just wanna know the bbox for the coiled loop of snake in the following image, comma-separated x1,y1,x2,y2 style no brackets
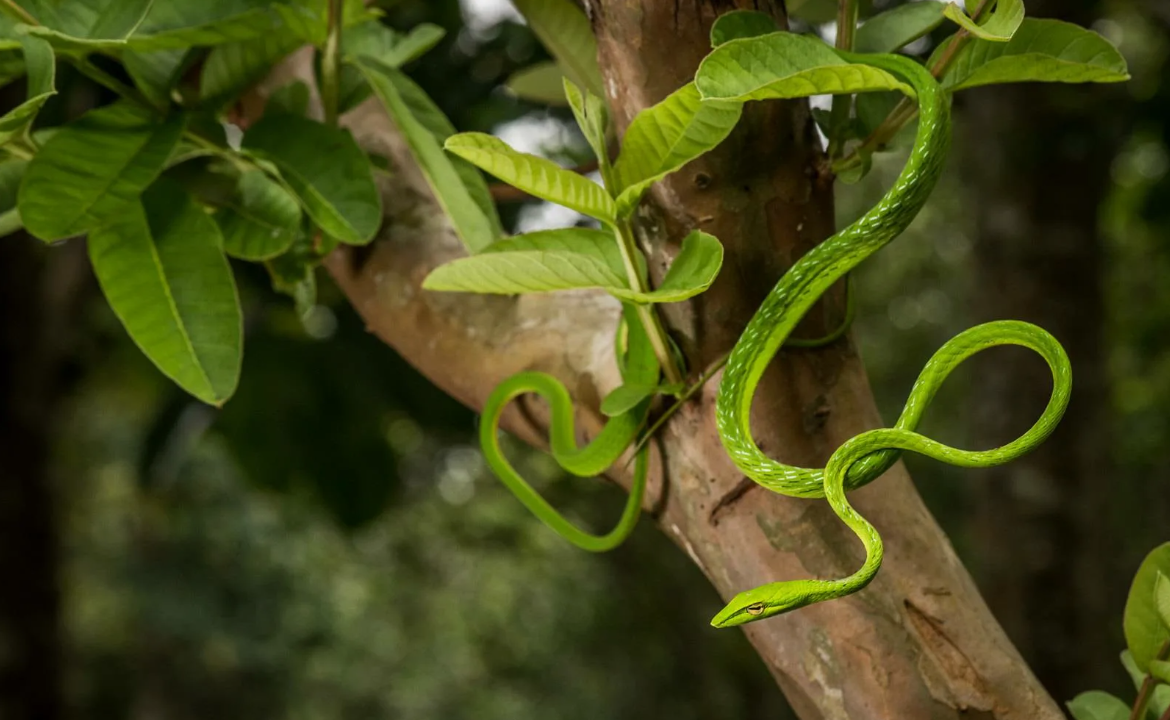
711,51,1073,626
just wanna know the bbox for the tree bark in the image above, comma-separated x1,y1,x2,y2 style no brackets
962,0,1130,700
275,2,1066,717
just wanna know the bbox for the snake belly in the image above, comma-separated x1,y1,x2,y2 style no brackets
710,51,1073,626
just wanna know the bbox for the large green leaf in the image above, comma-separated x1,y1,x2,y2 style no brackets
0,35,54,147
21,0,154,51
19,102,185,242
505,61,569,105
943,0,1023,42
357,58,498,252
512,0,604,97
940,19,1130,91
695,32,912,102
709,10,779,47
563,78,612,186
1066,692,1130,720
423,227,721,304
242,113,381,245
89,179,242,406
122,47,188,107
0,157,25,237
199,32,300,109
446,132,616,224
423,227,628,295
217,168,301,260
1125,543,1170,672
855,2,947,53
128,0,281,50
612,82,742,216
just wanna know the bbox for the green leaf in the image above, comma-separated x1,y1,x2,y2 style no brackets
855,2,947,54
506,61,569,105
273,0,377,46
943,0,1023,42
266,80,310,116
0,157,24,238
266,242,317,318
709,10,778,47
200,33,300,110
19,102,185,242
356,58,499,252
21,0,154,51
1122,650,1170,718
128,1,282,50
1066,691,1130,720
941,19,1130,91
424,227,722,304
1152,660,1170,685
651,230,723,302
563,78,612,186
0,35,54,147
242,113,381,245
1157,571,1170,631
122,47,188,107
512,0,604,97
1126,543,1170,672
695,32,913,102
423,227,627,296
612,82,742,217
217,168,301,260
446,131,616,224
89,178,242,406
787,0,837,24
601,383,656,417
336,22,446,113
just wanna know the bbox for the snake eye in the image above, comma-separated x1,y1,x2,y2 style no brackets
746,602,766,616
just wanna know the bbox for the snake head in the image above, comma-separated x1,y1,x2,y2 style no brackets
709,581,824,628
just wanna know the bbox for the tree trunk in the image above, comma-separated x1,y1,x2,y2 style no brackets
961,0,1130,701
275,2,1067,716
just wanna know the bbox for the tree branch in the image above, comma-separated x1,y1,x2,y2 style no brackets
262,1,1065,714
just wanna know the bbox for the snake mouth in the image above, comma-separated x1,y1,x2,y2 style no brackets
710,604,757,628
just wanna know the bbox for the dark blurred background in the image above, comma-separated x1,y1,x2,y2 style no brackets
1,0,1167,718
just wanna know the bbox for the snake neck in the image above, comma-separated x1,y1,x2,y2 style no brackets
715,53,952,491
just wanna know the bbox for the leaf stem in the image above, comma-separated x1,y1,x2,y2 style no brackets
1132,640,1170,720
0,0,38,26
826,0,860,159
832,0,993,174
321,0,344,126
615,221,684,387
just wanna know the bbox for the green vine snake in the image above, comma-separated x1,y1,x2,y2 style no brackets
710,51,1072,626
476,49,1072,625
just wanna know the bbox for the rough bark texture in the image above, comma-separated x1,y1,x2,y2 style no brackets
280,3,1066,717
962,0,1129,700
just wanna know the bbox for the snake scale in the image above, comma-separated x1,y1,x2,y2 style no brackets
478,49,1073,627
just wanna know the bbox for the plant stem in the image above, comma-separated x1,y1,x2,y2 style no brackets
832,0,992,174
1132,641,1170,720
615,222,685,386
70,56,151,107
321,0,344,126
826,0,860,159
0,0,38,25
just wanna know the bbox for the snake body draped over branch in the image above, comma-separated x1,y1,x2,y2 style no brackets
474,48,1071,626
